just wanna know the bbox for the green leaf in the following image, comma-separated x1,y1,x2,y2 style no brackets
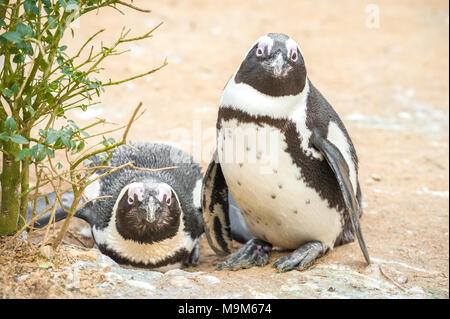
16,23,33,37
0,132,9,141
59,45,67,51
67,119,80,130
35,144,46,161
22,42,34,55
1,31,22,43
15,149,30,161
60,0,79,12
46,149,55,158
13,54,25,63
24,0,40,15
45,131,58,144
58,0,68,10
11,83,19,94
5,117,16,133
60,135,71,148
72,140,85,154
0,19,6,27
57,56,64,65
42,0,52,12
57,162,63,169
47,17,57,30
38,262,52,269
30,145,38,159
2,88,13,97
11,134,29,144
26,105,36,115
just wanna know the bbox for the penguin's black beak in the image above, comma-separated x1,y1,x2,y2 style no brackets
268,52,291,78
144,195,162,223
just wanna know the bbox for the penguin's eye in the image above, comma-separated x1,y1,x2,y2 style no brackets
291,50,298,62
256,48,263,57
128,196,134,205
166,196,172,206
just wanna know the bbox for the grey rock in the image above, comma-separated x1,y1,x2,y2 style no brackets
97,253,119,267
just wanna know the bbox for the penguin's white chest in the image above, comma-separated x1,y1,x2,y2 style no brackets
218,119,343,249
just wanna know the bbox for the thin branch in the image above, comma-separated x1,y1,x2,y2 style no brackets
378,265,407,292
103,59,167,87
116,1,151,13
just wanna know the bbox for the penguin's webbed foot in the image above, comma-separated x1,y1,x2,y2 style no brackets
184,241,200,266
218,239,272,271
273,241,329,272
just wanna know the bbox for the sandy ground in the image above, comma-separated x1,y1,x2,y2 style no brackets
0,0,448,298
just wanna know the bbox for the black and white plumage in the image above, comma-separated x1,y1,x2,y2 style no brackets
31,142,204,270
202,33,370,272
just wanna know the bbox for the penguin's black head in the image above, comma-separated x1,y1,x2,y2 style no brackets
115,182,181,243
235,33,307,97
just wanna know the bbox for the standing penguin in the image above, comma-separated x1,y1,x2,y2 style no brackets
32,142,204,270
202,33,370,271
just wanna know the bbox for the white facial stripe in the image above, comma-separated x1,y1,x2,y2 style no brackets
242,34,274,60
156,185,171,203
326,122,358,195
129,186,144,202
162,183,181,209
257,35,274,55
285,37,303,57
92,182,195,266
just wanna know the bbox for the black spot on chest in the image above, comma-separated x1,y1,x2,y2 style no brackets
217,106,345,212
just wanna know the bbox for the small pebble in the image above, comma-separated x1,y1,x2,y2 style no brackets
199,275,221,285
409,286,425,294
370,174,381,181
169,276,195,288
16,274,29,282
127,280,156,291
39,245,54,261
397,276,408,285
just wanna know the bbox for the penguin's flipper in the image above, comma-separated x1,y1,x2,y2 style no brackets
201,150,233,256
311,129,370,265
228,192,253,244
28,191,92,229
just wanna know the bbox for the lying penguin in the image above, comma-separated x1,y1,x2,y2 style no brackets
29,142,252,270
202,33,371,272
